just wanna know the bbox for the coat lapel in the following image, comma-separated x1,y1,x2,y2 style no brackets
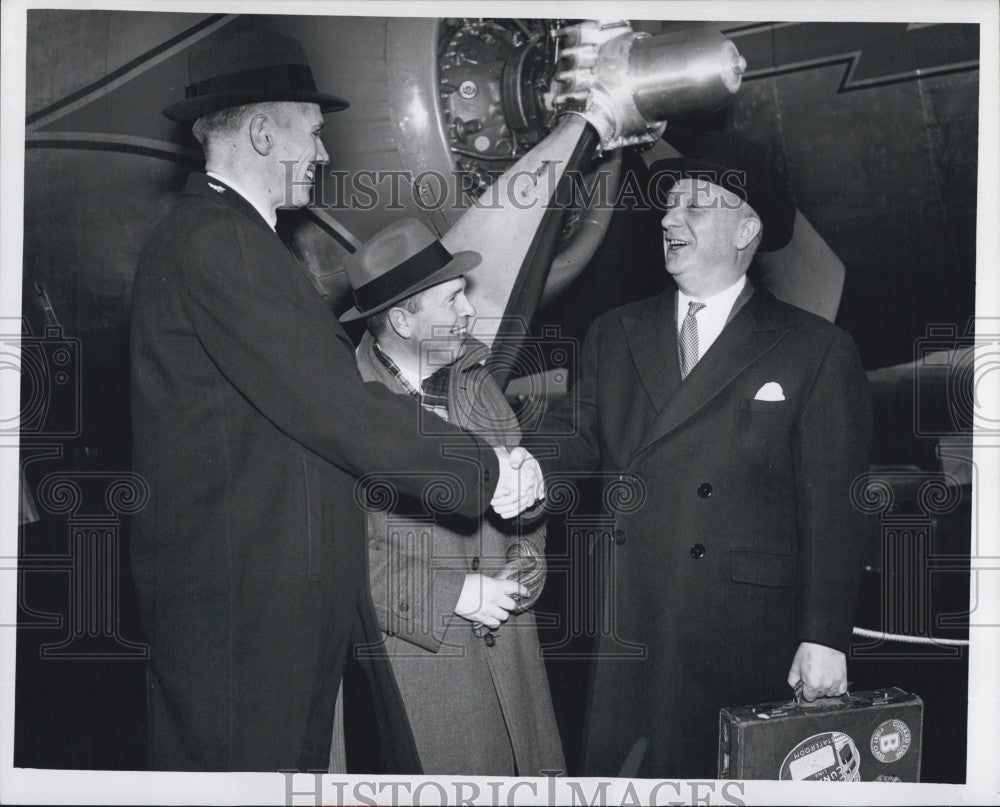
622,292,681,414
632,286,787,460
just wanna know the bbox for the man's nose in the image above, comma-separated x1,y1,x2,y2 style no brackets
458,293,476,318
315,137,330,165
661,209,681,230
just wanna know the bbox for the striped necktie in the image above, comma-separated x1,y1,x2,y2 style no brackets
680,300,706,378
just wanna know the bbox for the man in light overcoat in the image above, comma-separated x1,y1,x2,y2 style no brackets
343,219,565,775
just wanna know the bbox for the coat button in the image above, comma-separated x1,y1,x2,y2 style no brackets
483,633,496,647
697,482,713,498
614,529,627,545
689,543,706,559
399,601,409,612
471,557,480,571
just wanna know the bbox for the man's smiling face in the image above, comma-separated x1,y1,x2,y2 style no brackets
661,177,751,288
269,102,328,208
407,276,476,371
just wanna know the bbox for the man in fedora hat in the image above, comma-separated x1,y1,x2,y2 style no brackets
342,219,563,775
535,148,872,777
130,19,541,772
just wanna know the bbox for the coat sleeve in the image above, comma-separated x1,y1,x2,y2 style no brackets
793,328,873,652
366,510,467,653
178,214,498,518
535,316,604,477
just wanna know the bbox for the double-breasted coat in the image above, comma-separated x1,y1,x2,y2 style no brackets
540,284,872,778
356,334,566,776
129,174,499,771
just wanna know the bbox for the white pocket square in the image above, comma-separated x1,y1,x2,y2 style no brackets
754,382,785,401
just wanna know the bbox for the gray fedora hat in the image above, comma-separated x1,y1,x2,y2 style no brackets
340,219,481,323
163,19,348,124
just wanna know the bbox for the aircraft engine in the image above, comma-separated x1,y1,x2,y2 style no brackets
281,17,745,320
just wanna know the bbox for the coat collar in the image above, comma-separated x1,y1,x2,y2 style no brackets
182,172,274,231
622,280,756,415
356,332,518,448
356,331,490,391
357,331,405,392
626,281,788,460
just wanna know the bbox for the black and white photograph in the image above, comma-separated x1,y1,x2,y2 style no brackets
1,1,998,804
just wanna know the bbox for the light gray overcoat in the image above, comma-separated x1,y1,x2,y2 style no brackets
357,333,566,776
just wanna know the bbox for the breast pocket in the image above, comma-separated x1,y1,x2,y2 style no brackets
301,454,323,583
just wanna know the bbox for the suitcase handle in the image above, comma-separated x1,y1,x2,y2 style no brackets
790,681,854,708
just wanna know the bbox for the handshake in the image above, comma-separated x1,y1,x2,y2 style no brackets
490,445,546,519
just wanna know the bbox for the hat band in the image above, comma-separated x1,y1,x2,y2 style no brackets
353,240,454,314
186,63,317,100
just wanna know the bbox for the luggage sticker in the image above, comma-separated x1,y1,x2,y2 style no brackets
870,719,912,763
779,731,861,781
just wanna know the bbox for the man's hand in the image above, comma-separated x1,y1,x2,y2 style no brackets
787,641,848,701
454,573,529,629
490,446,546,519
494,539,546,614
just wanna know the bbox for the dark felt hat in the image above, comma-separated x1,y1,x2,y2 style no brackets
340,219,481,323
647,132,795,252
163,20,348,124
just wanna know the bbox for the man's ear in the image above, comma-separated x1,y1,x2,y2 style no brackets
736,214,762,251
249,113,273,157
387,306,411,339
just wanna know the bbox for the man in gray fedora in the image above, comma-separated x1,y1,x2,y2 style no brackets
342,219,564,775
130,19,542,772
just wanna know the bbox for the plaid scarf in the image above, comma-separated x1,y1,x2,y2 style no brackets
359,333,520,450
371,340,451,420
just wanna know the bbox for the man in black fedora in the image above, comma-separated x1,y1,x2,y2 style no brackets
535,146,872,777
342,219,561,775
130,19,540,772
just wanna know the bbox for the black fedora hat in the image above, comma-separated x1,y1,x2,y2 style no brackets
647,131,795,252
163,19,348,124
340,219,481,323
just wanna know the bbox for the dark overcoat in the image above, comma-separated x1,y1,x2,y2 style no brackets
540,285,872,778
357,334,566,776
129,174,499,771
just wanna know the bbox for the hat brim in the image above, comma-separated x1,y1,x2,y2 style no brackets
163,90,349,124
647,157,795,252
339,250,481,323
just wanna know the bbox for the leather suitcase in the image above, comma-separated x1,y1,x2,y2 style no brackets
719,687,923,781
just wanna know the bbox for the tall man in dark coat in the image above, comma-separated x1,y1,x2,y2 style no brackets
536,156,872,778
129,22,539,772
